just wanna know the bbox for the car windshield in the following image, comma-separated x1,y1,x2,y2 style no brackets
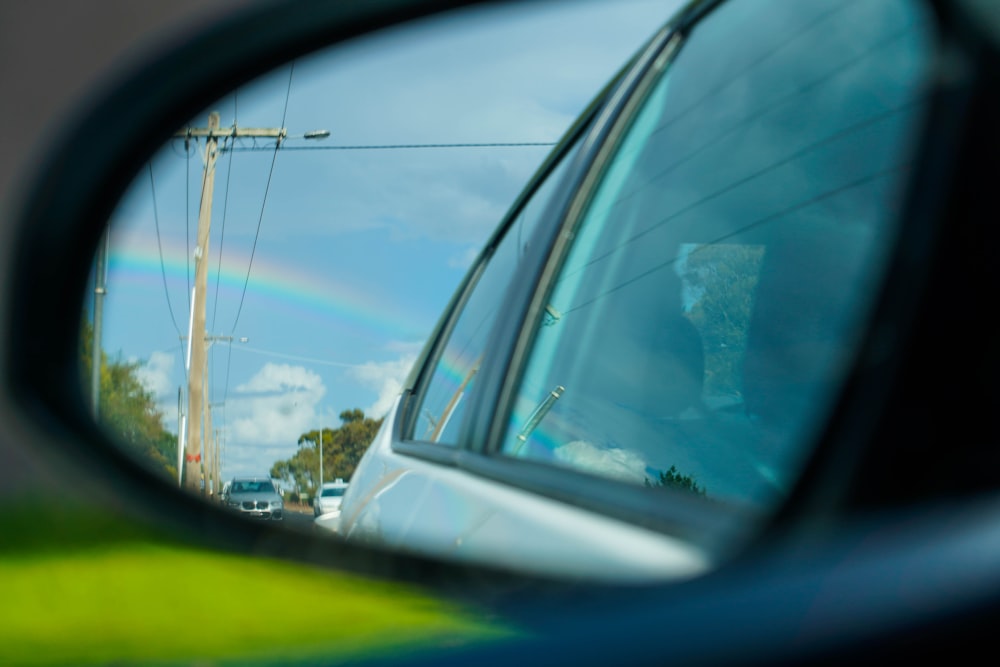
321,488,346,497
232,481,274,494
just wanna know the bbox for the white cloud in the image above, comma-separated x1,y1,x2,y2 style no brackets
236,362,324,394
249,0,683,245
132,350,181,428
348,350,420,419
135,350,176,398
224,444,298,480
227,363,326,449
554,440,649,484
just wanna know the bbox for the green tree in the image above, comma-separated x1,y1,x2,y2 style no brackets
647,465,706,497
682,244,764,399
271,409,383,498
80,319,177,479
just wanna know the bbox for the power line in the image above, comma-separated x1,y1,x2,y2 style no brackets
558,99,921,286
563,162,910,317
646,0,858,147
225,141,557,152
211,136,235,333
209,143,234,407
213,90,238,407
615,22,916,213
169,139,197,159
223,339,233,405
230,61,294,334
233,344,373,369
148,164,182,338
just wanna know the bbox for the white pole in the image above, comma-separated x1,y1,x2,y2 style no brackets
180,288,196,488
185,287,196,372
178,418,187,486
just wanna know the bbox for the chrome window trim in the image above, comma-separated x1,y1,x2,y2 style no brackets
386,17,712,539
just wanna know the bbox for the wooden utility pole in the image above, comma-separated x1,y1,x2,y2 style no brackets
180,112,286,493
183,111,219,492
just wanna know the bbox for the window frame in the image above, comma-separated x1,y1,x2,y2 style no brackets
387,18,752,546
391,118,594,461
390,33,666,459
468,0,939,541
457,24,755,545
387,0,938,550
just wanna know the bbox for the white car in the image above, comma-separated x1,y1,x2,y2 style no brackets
336,0,934,584
313,480,349,517
313,509,342,535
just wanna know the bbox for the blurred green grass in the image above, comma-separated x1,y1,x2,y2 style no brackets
0,505,514,666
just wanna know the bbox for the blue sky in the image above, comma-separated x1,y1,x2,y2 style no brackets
99,0,685,480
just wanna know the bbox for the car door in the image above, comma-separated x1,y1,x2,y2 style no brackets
339,0,935,582
337,72,711,580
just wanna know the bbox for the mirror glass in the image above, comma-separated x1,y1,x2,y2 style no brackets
81,0,681,529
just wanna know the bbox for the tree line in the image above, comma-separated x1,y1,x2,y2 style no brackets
80,320,177,479
270,409,383,501
81,317,384,497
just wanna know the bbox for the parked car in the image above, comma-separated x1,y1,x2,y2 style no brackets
7,0,1000,665
314,480,349,517
337,0,937,581
222,476,284,520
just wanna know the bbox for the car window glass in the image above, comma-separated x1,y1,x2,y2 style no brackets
500,0,932,513
410,142,581,445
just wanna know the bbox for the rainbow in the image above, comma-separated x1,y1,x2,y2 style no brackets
105,232,432,341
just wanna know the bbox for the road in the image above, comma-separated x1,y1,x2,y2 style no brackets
283,506,316,532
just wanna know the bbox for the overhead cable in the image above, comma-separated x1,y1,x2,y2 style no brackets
230,62,294,334
148,163,183,339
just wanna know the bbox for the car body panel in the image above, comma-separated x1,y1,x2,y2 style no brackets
339,0,936,581
339,397,709,582
314,509,343,534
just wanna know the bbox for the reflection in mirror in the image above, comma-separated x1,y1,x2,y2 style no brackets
80,0,677,528
501,0,933,524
